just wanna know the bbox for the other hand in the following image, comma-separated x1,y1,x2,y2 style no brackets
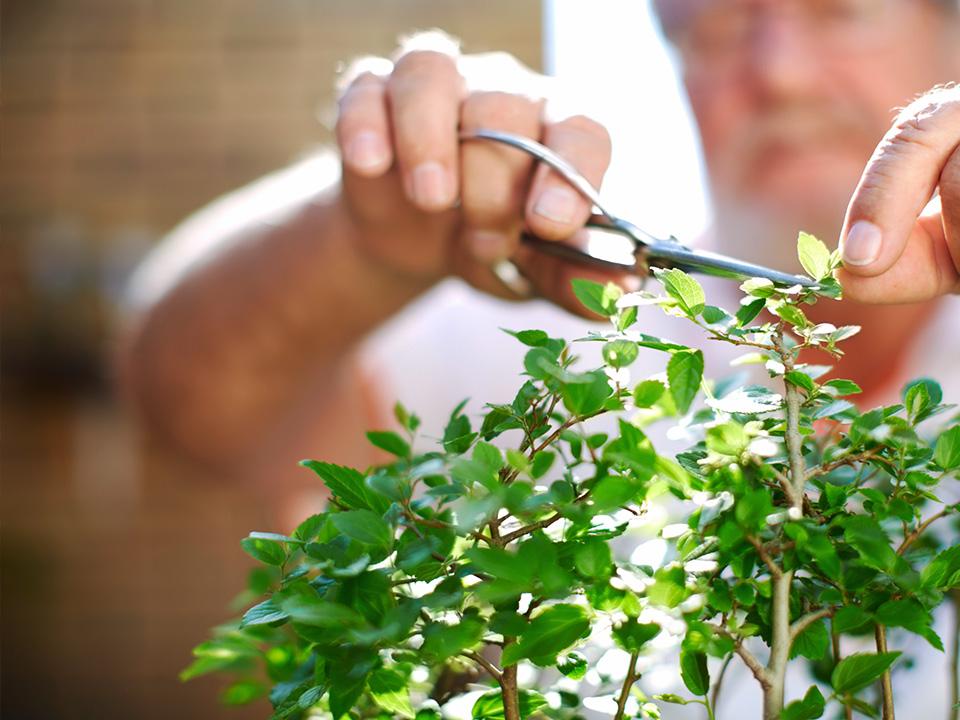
335,32,635,315
838,85,960,303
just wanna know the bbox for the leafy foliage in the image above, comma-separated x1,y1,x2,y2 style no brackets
185,235,958,720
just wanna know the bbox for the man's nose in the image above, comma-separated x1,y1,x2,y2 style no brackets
744,10,822,101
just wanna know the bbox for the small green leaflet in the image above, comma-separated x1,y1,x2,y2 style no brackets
831,652,901,694
331,509,393,549
782,686,825,720
571,278,621,317
299,460,388,513
472,690,548,720
668,349,704,414
366,430,411,458
501,604,590,667
240,536,286,566
934,425,960,470
679,648,709,696
655,268,706,317
798,231,832,281
603,339,639,368
368,668,414,718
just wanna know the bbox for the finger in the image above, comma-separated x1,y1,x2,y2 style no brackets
336,72,393,178
525,114,613,241
387,49,466,212
837,195,960,303
840,86,960,276
460,91,544,263
940,143,960,283
512,229,641,316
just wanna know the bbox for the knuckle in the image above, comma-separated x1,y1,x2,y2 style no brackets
393,49,461,82
461,91,541,129
558,114,612,152
941,147,960,198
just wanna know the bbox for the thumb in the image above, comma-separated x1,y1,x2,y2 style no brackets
840,88,960,277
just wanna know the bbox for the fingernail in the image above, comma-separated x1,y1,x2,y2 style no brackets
620,275,643,293
533,187,578,224
842,220,882,266
346,131,389,172
468,230,511,263
411,162,453,209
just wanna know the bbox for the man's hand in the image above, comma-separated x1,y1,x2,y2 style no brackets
335,34,633,314
838,85,960,303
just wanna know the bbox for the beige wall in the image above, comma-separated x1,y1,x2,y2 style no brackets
1,2,541,718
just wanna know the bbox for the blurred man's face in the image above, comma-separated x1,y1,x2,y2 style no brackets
664,0,959,268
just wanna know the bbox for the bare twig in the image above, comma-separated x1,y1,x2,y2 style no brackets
875,625,895,720
747,534,783,579
790,607,834,640
898,508,952,555
463,651,501,681
614,651,640,720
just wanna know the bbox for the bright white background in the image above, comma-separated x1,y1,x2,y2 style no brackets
544,0,712,245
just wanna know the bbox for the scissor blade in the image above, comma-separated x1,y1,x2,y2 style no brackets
644,240,818,288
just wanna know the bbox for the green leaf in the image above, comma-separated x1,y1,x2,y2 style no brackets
300,460,388,513
562,370,612,416
472,690,548,720
740,277,776,298
557,652,588,680
444,405,476,455
934,425,960,470
791,620,829,661
612,619,661,653
667,349,704,414
633,379,666,408
782,686,825,720
240,536,286,566
298,686,324,710
843,516,897,573
824,379,862,396
831,652,901,694
366,430,411,458
785,371,817,394
240,598,289,628
369,668,414,718
221,679,267,706
504,604,590,667
798,231,832,281
277,591,364,627
603,339,639,368
466,547,529,585
833,606,873,634
679,648,710,696
876,599,941,650
574,538,613,579
571,278,620,317
421,617,485,662
656,268,706,317
502,328,550,347
331,509,393,549
531,450,556,479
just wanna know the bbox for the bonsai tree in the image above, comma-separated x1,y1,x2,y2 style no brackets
183,234,960,720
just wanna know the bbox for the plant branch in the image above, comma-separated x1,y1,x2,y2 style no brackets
898,508,952,555
790,607,834,640
463,651,501,681
614,651,640,720
875,624,895,720
747,534,783,578
707,624,770,689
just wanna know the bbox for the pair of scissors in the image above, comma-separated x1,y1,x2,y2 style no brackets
461,128,816,289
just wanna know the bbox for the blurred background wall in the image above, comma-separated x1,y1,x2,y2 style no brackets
1,2,541,718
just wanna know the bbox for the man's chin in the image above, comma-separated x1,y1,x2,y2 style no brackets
734,152,864,216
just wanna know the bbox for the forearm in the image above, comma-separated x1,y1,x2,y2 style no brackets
118,159,433,472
